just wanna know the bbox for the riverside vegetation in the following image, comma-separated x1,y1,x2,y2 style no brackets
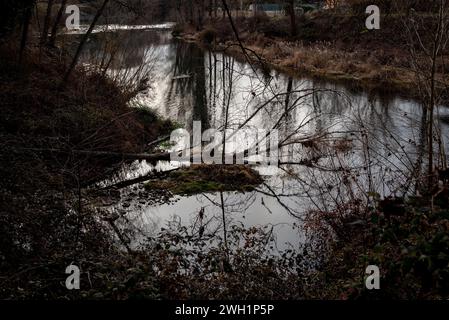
175,1,449,100
1,0,449,300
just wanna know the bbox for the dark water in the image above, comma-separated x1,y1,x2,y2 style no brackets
79,26,449,252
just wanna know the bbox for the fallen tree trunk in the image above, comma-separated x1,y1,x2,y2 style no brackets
21,148,171,162
102,168,179,190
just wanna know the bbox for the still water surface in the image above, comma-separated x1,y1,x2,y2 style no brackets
79,26,449,252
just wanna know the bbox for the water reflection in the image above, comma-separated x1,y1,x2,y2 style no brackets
82,29,449,252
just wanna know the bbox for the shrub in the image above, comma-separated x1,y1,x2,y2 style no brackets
346,0,446,14
199,28,216,44
0,0,33,36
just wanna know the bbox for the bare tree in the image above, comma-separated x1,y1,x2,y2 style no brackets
403,0,449,187
286,0,297,37
19,0,35,62
41,0,54,45
49,0,68,47
63,0,110,84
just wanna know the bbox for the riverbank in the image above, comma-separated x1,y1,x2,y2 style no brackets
0,43,176,298
2,4,449,298
0,42,300,300
171,12,449,300
175,12,449,99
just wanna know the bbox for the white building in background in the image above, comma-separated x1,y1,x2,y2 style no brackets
248,3,284,17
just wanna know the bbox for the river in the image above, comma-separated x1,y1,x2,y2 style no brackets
76,25,449,254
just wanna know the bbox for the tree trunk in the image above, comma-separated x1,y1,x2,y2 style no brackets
41,0,54,45
287,0,297,37
428,0,445,187
62,0,110,84
19,1,34,63
49,0,68,47
23,148,172,162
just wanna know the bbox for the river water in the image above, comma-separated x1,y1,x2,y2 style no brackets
78,26,449,253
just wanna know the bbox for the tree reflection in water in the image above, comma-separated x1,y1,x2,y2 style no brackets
84,30,449,259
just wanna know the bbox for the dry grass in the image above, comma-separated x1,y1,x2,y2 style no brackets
215,38,419,93
180,12,448,96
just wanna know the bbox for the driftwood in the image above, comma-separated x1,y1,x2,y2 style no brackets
147,134,171,148
22,147,171,162
172,74,191,80
21,147,325,169
102,168,179,190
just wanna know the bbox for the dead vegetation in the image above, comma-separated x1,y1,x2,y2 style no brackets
177,10,449,97
0,42,175,299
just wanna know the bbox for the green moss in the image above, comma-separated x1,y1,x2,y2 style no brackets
145,164,263,196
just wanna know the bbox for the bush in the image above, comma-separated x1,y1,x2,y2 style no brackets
307,195,449,299
0,0,34,36
346,0,447,14
199,28,216,44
